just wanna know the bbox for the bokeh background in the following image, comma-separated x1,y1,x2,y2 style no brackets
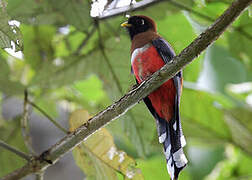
0,0,252,179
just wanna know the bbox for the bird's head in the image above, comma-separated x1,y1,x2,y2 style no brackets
121,15,157,40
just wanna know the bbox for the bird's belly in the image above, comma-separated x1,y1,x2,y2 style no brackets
131,44,176,121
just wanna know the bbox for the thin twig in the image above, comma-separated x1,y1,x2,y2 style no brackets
21,89,35,155
74,25,97,55
1,0,251,179
97,25,123,93
234,27,252,40
0,140,30,161
27,100,69,134
35,172,44,180
104,20,121,38
22,91,46,180
54,47,99,75
169,0,215,21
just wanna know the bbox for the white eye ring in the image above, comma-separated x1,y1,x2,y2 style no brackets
141,19,145,25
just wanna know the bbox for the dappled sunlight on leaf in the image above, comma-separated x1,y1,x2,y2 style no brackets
0,7,23,51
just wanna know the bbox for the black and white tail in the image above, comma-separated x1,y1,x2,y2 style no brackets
145,72,187,180
158,74,187,180
144,93,188,180
156,116,187,180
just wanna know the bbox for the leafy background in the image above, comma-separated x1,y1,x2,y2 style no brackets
0,0,252,179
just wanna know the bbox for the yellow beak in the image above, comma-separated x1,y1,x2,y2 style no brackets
121,22,132,27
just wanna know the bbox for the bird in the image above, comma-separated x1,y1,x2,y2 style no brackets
121,15,188,180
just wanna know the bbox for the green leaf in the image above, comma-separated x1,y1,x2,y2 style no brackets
48,0,92,31
206,145,252,180
183,11,207,35
30,13,65,26
0,56,25,95
137,155,192,180
187,145,225,180
226,82,252,102
236,150,252,176
205,146,238,180
249,5,252,17
191,1,228,22
224,109,252,155
35,98,58,119
227,107,252,133
69,110,144,180
7,0,65,25
0,7,23,51
73,75,107,103
137,0,194,18
198,45,246,93
194,0,206,7
181,88,232,141
30,50,98,88
0,117,27,177
185,2,229,47
227,11,252,79
7,0,41,22
134,0,194,20
22,25,56,71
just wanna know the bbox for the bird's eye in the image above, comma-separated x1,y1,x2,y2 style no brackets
136,19,144,25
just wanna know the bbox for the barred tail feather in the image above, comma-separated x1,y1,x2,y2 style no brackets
143,95,187,179
156,118,187,180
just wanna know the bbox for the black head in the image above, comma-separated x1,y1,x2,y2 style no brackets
121,15,157,40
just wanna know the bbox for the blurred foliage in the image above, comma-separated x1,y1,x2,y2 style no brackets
0,117,27,177
0,0,252,179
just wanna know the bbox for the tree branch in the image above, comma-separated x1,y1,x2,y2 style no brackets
1,0,251,179
27,100,69,134
35,172,44,180
74,25,97,55
0,140,30,161
22,91,46,179
21,90,35,155
98,0,164,20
